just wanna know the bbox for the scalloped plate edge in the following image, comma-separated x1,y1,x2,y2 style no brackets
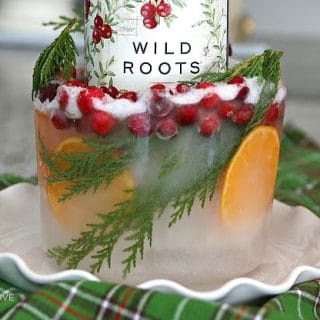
1,253,320,304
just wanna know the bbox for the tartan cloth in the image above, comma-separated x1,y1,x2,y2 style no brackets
1,279,320,320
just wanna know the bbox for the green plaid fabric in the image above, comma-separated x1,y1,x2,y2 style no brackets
1,279,320,319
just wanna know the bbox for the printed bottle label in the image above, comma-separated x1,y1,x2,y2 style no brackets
85,0,228,90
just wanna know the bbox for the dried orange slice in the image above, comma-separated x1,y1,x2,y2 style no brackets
219,126,280,229
46,137,134,233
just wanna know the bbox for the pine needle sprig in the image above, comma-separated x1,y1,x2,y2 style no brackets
32,19,78,99
43,8,85,33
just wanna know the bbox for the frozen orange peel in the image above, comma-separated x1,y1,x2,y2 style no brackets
219,126,280,229
46,137,134,233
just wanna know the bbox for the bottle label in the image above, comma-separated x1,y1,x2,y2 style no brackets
85,0,228,90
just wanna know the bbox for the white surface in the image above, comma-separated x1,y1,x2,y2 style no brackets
1,183,320,304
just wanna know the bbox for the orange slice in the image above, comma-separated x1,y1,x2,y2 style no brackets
46,137,134,233
219,126,280,229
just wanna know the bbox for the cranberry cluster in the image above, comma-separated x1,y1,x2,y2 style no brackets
38,77,282,139
140,1,172,29
92,15,113,44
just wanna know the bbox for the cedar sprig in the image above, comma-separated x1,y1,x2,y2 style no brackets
32,19,78,99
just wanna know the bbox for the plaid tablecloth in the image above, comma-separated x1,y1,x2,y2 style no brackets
1,278,320,319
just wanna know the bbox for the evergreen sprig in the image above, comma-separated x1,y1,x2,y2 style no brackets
43,8,85,33
32,19,78,99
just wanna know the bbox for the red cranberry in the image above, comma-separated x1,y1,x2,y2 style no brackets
91,111,116,136
39,83,59,103
199,113,221,137
64,80,86,88
265,103,280,125
119,91,138,102
156,118,178,139
92,29,101,44
200,93,220,110
227,77,245,85
77,87,105,115
51,110,70,130
176,83,191,94
236,86,249,100
157,2,172,17
141,3,156,18
151,83,166,103
58,88,69,110
196,82,215,89
101,85,119,99
94,15,104,29
175,105,198,126
143,17,158,29
127,113,152,137
219,102,235,119
101,24,112,39
233,104,254,125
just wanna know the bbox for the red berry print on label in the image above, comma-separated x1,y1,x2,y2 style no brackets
101,24,112,39
92,29,102,44
143,17,158,29
85,0,91,20
141,3,156,18
94,15,104,29
157,2,172,17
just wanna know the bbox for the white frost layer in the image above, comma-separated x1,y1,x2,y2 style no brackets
274,84,287,104
35,77,285,121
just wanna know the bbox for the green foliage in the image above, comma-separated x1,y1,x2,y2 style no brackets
0,174,37,191
32,20,78,99
43,8,85,33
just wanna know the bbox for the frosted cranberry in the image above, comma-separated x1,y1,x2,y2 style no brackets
59,88,69,110
236,86,249,100
200,93,220,110
119,91,138,102
175,105,198,126
141,3,156,18
101,24,112,39
219,102,235,119
101,85,119,99
143,17,157,29
39,83,59,103
77,87,105,115
196,82,215,89
127,113,152,137
199,113,221,137
64,80,86,88
151,83,166,103
176,83,191,94
91,111,116,136
92,29,101,44
156,118,178,139
265,103,280,125
157,2,172,17
94,15,104,29
51,110,70,130
233,104,254,125
228,77,245,85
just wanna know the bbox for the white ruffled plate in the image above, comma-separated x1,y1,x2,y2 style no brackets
1,183,320,304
